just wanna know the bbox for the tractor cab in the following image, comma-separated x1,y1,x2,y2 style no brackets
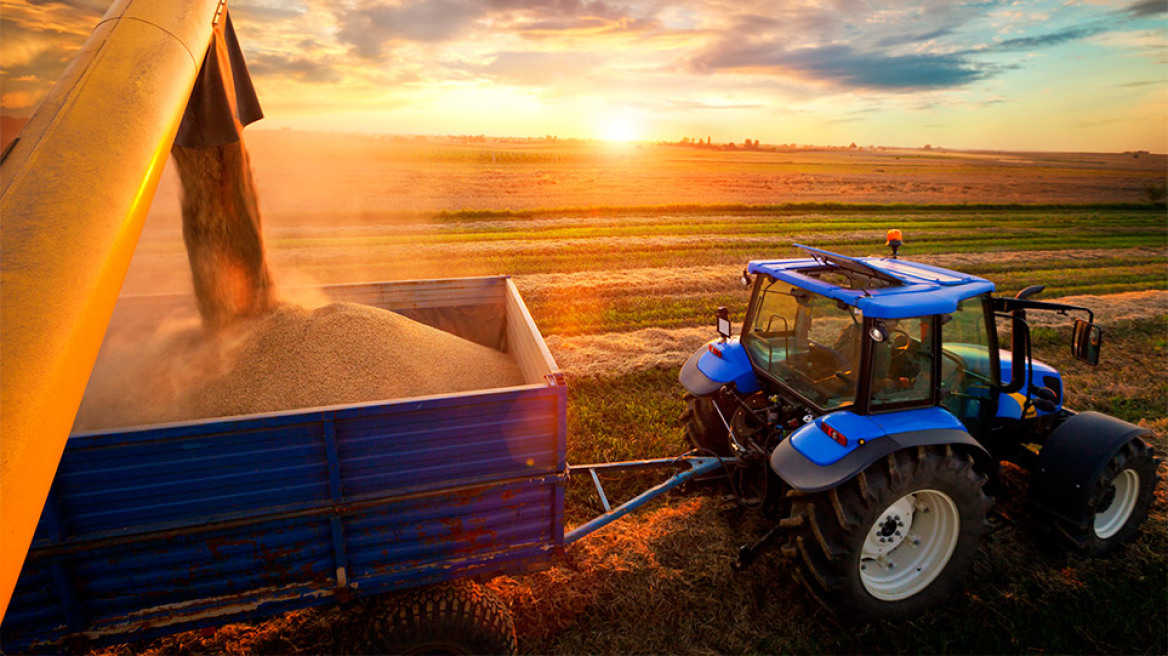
684,243,1103,448
736,245,999,426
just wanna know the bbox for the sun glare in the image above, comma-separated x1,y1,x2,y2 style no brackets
598,113,641,142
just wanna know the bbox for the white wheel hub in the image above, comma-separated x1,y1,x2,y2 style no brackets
860,489,960,602
1094,468,1140,540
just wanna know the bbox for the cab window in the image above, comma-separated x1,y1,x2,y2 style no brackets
869,316,934,410
742,278,861,410
941,295,998,424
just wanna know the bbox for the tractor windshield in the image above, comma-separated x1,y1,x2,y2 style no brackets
742,277,862,410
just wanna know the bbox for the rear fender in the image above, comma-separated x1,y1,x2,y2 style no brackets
771,406,989,493
679,338,759,396
1029,411,1151,527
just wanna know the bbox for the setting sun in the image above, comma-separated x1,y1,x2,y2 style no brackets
598,113,641,142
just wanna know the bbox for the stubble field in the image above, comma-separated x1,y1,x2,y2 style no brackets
97,135,1166,655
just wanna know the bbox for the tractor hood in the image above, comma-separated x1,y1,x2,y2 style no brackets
679,338,760,396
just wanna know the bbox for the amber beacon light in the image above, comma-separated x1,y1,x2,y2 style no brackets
886,229,904,258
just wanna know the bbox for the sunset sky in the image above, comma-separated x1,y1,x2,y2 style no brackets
1,0,1165,152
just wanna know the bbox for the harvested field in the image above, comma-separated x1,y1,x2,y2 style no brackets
74,302,523,432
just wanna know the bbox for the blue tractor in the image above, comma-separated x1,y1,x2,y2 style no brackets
679,239,1158,621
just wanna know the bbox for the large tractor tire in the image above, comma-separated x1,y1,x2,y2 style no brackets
784,445,989,622
1047,437,1157,555
680,391,734,456
362,580,517,655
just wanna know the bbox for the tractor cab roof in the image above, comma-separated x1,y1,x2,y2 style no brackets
747,244,995,319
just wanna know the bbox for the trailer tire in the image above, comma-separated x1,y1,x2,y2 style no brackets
680,391,733,456
363,581,517,655
784,445,989,622
1047,436,1157,555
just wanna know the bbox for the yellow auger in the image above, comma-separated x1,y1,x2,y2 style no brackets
0,0,228,619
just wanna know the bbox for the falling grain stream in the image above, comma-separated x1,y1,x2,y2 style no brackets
172,140,275,330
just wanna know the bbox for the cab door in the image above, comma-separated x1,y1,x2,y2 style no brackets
939,294,1000,439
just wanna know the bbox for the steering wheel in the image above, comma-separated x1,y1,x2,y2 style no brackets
889,329,911,360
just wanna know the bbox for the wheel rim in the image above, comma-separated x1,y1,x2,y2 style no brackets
860,489,960,602
1094,468,1140,540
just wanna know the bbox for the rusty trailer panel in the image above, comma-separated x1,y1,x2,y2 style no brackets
0,277,566,651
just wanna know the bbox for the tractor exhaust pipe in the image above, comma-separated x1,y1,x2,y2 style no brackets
0,0,225,619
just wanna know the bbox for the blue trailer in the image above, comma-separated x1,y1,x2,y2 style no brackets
1,276,576,652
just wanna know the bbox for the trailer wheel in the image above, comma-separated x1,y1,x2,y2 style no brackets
680,391,733,456
784,445,989,622
363,580,517,655
1048,437,1157,555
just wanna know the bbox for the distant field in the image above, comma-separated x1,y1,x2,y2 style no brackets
132,132,1168,226
93,138,1167,655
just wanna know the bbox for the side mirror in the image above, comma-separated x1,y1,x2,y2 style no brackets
1016,285,1046,300
1072,319,1102,366
716,306,732,340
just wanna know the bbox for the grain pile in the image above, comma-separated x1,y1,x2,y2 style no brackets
73,302,525,432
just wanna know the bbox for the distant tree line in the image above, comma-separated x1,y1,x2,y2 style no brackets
660,136,768,151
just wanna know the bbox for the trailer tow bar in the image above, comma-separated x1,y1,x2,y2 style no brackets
565,456,736,545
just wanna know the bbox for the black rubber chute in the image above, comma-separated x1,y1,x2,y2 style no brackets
174,11,264,149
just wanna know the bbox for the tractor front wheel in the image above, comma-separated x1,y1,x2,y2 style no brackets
680,391,734,457
784,445,989,622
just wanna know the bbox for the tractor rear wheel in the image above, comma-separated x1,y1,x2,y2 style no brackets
362,580,517,655
784,445,989,622
680,392,733,456
1048,436,1157,555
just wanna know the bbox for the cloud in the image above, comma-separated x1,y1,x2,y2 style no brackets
1124,0,1168,17
690,42,988,90
248,53,342,83
0,19,89,112
515,15,660,37
485,0,661,39
660,99,766,111
874,27,955,48
466,50,602,86
483,0,625,18
22,0,107,14
336,0,486,58
990,25,1104,51
230,3,309,23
